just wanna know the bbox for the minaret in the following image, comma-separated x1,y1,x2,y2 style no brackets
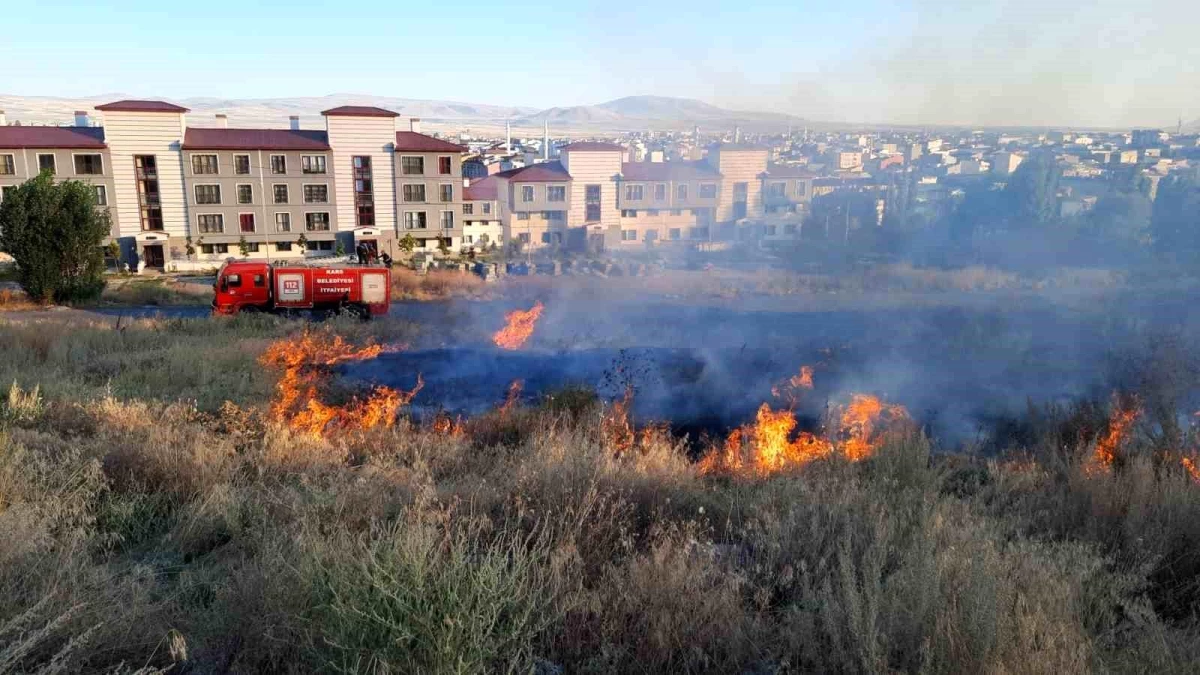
505,121,511,152
543,120,549,160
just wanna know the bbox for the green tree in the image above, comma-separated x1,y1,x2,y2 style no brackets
296,233,309,252
1004,152,1060,228
335,240,346,258
184,235,196,259
399,233,417,253
238,235,250,258
0,173,109,303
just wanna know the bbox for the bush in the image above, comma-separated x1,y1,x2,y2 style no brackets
0,173,110,303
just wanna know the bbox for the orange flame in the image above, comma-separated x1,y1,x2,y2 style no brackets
498,379,524,416
492,302,544,350
602,387,636,456
432,412,465,437
1182,456,1200,484
771,365,815,408
259,331,420,438
1089,395,1140,473
698,393,908,477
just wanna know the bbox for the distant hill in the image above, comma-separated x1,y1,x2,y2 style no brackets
516,95,807,130
0,93,806,132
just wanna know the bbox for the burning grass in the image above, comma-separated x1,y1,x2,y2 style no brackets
492,300,545,350
3,316,1200,672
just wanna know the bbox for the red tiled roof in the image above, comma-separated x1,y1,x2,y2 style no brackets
182,128,331,151
464,176,498,201
494,161,571,182
620,160,721,181
95,100,190,113
394,131,466,153
560,141,626,152
320,106,399,118
763,163,815,178
0,126,106,149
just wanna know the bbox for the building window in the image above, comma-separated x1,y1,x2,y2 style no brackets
0,186,13,203
644,229,658,242
200,243,230,255
764,225,777,236
440,211,454,229
237,184,253,204
668,228,681,240
275,212,291,232
795,181,807,196
438,156,452,175
306,240,334,252
521,185,535,202
197,214,224,234
305,212,331,231
301,155,326,174
482,202,491,215
463,203,474,215
276,241,292,252
625,184,644,201
74,154,103,175
191,154,218,175
440,184,453,202
647,209,659,216
654,183,666,201
273,184,289,204
464,235,473,244
621,210,637,218
585,184,601,221
767,182,785,198
0,154,15,175
401,156,424,175
402,184,426,202
699,183,717,198
621,229,636,241
93,185,107,206
240,213,256,233
784,223,797,235
352,156,374,227
547,185,566,202
195,185,221,205
689,227,709,239
404,211,427,229
234,155,251,175
271,155,287,175
303,184,328,203
134,155,163,231
37,154,56,175
677,184,688,200
516,212,530,221
244,242,260,253
548,210,565,223
518,232,530,243
670,209,682,216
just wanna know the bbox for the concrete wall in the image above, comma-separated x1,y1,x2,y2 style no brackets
561,148,621,230
324,115,397,235
99,110,189,241
0,147,119,238
395,151,463,242
710,148,768,223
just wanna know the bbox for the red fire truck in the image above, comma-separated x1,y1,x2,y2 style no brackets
211,260,391,318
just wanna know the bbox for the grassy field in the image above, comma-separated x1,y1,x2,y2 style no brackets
1,313,1199,674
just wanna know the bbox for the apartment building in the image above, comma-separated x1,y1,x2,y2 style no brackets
462,176,503,250
0,117,118,241
394,121,467,251
2,98,816,269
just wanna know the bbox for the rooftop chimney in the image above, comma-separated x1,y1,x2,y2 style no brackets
1,110,8,127
289,115,300,131
74,110,90,127
215,113,228,129
410,117,422,134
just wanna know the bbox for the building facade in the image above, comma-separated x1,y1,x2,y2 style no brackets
1,98,817,270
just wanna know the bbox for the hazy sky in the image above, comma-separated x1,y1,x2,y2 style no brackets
2,0,1196,127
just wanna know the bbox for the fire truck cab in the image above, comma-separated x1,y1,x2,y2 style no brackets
212,260,391,318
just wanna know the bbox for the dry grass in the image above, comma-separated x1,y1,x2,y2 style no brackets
391,268,493,301
0,288,41,311
0,317,1197,673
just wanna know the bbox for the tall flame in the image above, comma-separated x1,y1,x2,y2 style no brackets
1089,395,1140,473
498,379,524,416
771,365,815,408
602,388,636,456
259,331,420,438
492,302,544,350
